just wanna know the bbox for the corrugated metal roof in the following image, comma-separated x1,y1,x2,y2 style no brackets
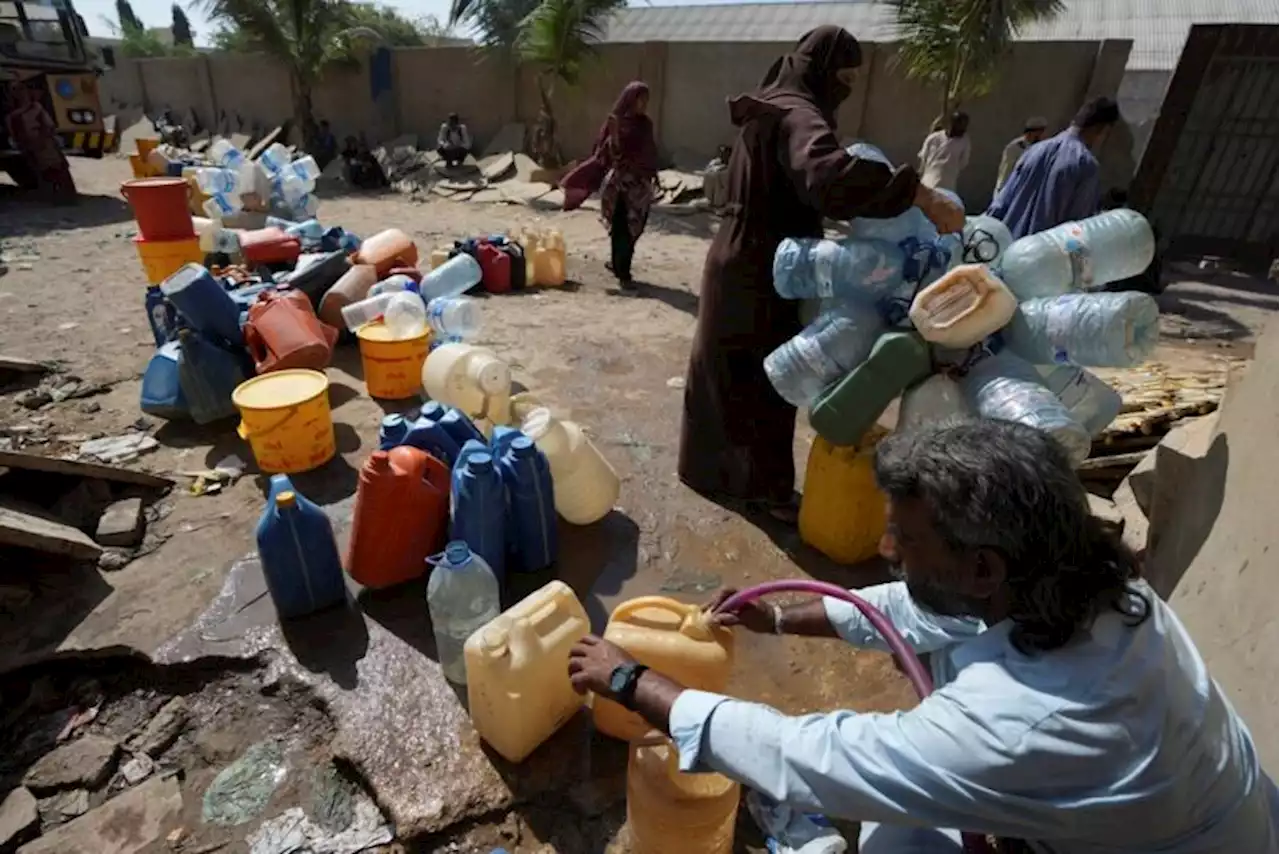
601,0,1279,70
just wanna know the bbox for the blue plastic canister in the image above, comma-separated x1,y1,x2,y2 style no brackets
177,329,246,425
450,439,507,582
491,427,558,573
404,412,462,468
140,340,189,420
145,286,178,346
160,263,243,345
256,474,348,618
438,407,486,448
378,414,411,450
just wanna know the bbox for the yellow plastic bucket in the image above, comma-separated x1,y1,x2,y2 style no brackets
356,321,430,400
232,369,336,474
134,236,203,285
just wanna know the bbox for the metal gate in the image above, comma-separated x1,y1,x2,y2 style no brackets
1131,24,1278,268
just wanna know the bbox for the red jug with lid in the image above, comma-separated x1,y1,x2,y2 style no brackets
477,243,512,295
239,227,302,265
346,447,451,588
244,288,339,374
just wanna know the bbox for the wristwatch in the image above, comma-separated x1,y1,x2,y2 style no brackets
608,663,650,711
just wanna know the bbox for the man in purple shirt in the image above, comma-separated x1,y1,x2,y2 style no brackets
986,96,1121,239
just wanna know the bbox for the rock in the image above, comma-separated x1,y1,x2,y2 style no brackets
97,549,133,572
22,735,119,794
1087,494,1124,538
17,775,182,854
37,789,89,825
95,498,144,547
51,479,113,531
120,753,153,785
128,697,189,758
15,390,51,410
79,434,157,464
0,787,38,851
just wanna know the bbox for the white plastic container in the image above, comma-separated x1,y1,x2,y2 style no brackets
897,374,970,431
258,142,292,175
427,540,500,684
421,342,511,418
908,264,1018,348
340,291,396,332
369,274,417,297
962,215,1013,265
1036,363,1123,436
383,291,427,340
464,580,590,762
420,253,483,301
426,296,482,340
521,407,620,525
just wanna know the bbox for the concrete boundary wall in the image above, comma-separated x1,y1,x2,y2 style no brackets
101,37,1130,207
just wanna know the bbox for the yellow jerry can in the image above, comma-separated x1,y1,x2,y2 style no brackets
798,428,888,564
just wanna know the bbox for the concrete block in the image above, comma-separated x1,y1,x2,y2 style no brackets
1087,493,1124,538
95,498,143,548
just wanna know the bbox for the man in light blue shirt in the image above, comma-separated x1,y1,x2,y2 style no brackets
987,97,1119,239
569,419,1278,852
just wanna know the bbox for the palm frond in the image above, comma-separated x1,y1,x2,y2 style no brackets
516,0,624,85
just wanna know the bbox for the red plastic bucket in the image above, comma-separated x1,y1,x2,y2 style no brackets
120,177,195,242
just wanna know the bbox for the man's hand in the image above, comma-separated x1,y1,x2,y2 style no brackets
704,588,777,634
568,635,636,701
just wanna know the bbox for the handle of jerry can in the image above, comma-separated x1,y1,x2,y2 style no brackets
419,450,451,492
609,596,697,630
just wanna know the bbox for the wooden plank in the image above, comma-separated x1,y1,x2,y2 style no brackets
0,499,102,561
0,355,54,375
0,451,172,489
1078,451,1150,472
246,125,284,162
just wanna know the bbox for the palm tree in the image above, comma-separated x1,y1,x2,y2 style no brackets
448,0,540,54
894,0,1064,119
200,0,379,148
515,0,625,165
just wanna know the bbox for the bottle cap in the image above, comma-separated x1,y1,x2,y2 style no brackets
276,491,296,508
381,414,405,431
444,540,471,568
510,436,536,456
467,452,494,473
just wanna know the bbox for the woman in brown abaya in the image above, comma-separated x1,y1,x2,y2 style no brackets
677,26,964,521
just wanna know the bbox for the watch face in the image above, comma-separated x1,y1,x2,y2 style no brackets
609,665,632,697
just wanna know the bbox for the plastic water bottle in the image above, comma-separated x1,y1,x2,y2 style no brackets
997,209,1156,299
426,540,500,684
850,207,937,246
340,292,395,331
897,374,970,431
426,296,481,341
285,155,320,184
197,220,241,254
959,349,1091,464
420,253,483,301
1003,291,1160,368
210,139,247,171
196,167,240,195
962,215,1013,265
258,142,291,175
1036,363,1123,436
203,192,242,220
763,301,884,407
285,218,324,244
383,291,427,339
369,274,417,297
772,238,902,301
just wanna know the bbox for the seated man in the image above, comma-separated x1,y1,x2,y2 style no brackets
570,419,1278,852
436,113,472,168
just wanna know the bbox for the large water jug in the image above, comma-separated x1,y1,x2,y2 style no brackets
997,209,1156,299
521,408,619,525
420,253,483,301
464,580,589,761
427,540,501,684
403,410,462,467
319,264,378,328
959,349,1091,464
377,413,410,450
1036,363,1122,437
491,427,558,573
897,374,970,431
962,215,1013,265
426,296,482,342
177,329,245,424
628,737,739,854
451,440,508,581
346,447,450,588
799,431,887,565
595,597,734,742
256,475,347,619
809,331,932,447
773,237,901,301
849,207,935,246
382,291,428,340
421,342,511,420
438,405,486,448
1003,291,1159,368
354,228,418,277
160,263,242,345
140,340,189,420
763,300,884,408
908,264,1017,349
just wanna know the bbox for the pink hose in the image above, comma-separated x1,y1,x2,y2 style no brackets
715,580,934,698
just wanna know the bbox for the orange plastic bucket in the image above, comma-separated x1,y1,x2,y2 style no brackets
121,177,196,242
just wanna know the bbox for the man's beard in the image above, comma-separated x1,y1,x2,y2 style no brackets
890,563,984,619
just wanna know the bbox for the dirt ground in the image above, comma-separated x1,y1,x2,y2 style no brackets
0,155,1275,850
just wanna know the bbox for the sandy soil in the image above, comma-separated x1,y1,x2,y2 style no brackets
1,153,1274,705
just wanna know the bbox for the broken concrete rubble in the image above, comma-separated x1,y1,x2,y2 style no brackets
94,497,144,547
21,735,119,795
0,787,38,852
36,789,88,825
127,696,189,757
16,775,182,854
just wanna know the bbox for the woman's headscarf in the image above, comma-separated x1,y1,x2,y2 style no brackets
594,80,658,174
757,26,863,121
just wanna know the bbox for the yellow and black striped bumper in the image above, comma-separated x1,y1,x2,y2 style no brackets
58,129,118,158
